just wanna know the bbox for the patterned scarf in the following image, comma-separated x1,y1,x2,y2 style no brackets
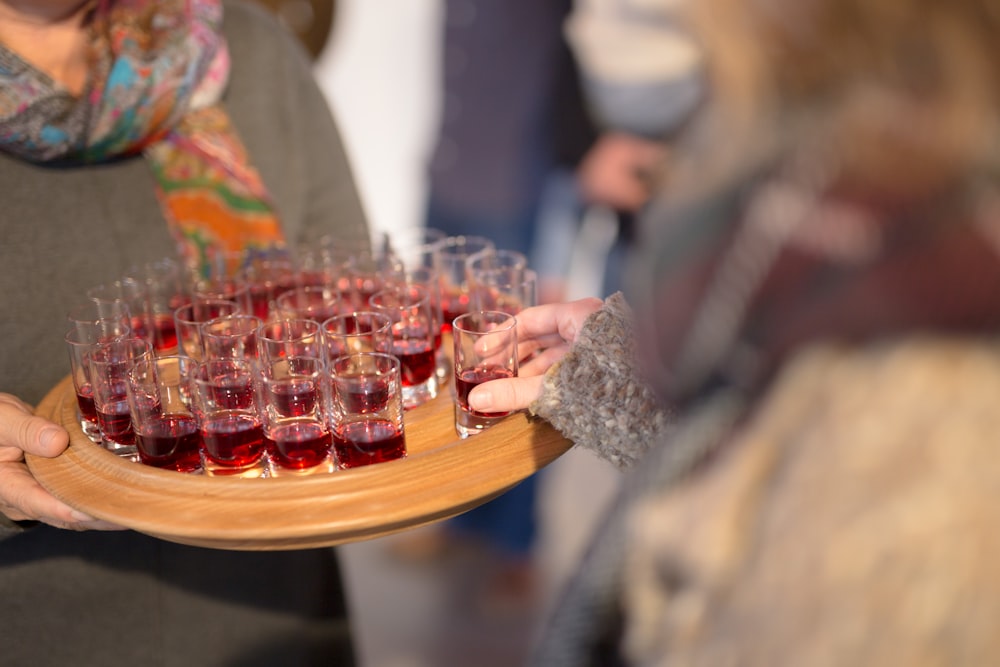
0,0,285,275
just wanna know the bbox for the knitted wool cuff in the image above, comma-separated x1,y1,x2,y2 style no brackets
529,292,672,469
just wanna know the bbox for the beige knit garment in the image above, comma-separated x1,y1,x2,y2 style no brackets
619,337,1000,667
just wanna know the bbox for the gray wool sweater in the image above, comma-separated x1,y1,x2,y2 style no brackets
0,3,365,664
530,292,672,469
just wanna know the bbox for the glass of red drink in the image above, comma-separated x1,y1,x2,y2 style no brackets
64,317,132,444
257,318,324,366
452,311,519,438
321,311,393,364
259,356,334,476
86,278,156,352
239,250,297,321
369,284,439,409
173,299,242,361
329,352,407,469
189,357,266,478
88,336,154,458
437,235,495,333
200,314,263,363
124,257,189,354
274,286,343,325
469,267,538,316
125,355,202,473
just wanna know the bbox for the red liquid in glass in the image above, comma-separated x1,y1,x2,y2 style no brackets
153,313,178,352
75,383,97,422
441,290,469,332
455,367,515,418
393,340,436,386
96,396,135,445
130,315,150,342
338,376,390,414
135,414,202,472
266,420,332,470
266,378,318,417
200,412,264,469
249,286,272,320
333,419,406,468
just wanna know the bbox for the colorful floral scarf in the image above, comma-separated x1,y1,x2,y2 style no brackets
0,0,285,275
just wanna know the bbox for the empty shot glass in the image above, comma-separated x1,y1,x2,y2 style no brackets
126,354,203,473
452,311,518,438
329,353,407,469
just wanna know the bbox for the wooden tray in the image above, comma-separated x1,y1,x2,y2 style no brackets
27,373,571,551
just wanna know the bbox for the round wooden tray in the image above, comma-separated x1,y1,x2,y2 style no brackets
27,373,572,551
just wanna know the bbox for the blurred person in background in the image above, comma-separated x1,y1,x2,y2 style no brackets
467,0,1000,663
564,0,703,296
0,0,368,664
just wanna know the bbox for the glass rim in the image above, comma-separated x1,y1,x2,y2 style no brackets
452,310,517,334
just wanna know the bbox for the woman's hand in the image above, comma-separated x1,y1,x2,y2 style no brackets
0,393,122,531
467,297,604,414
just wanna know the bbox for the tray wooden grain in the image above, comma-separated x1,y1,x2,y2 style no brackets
27,373,571,551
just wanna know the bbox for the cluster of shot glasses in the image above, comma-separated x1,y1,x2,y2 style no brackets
64,230,532,477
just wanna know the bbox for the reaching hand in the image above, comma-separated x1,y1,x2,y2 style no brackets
0,393,122,531
467,297,604,414
577,131,668,213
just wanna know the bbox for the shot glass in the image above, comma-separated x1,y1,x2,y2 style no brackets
343,249,392,312
125,257,189,354
64,318,131,443
240,250,298,320
390,265,448,386
88,337,154,457
321,311,394,362
87,278,155,349
329,352,407,468
257,318,324,365
437,235,495,332
200,314,263,362
274,285,343,324
452,311,518,438
469,268,538,315
174,299,242,361
369,284,438,409
189,357,266,477
126,354,203,473
189,251,254,315
259,356,334,476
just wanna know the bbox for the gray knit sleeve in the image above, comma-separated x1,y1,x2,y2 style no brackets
528,292,672,468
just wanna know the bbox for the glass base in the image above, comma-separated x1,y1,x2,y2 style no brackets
201,454,267,478
454,404,506,439
435,350,450,387
80,418,102,444
402,375,438,410
267,456,336,477
102,439,138,461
